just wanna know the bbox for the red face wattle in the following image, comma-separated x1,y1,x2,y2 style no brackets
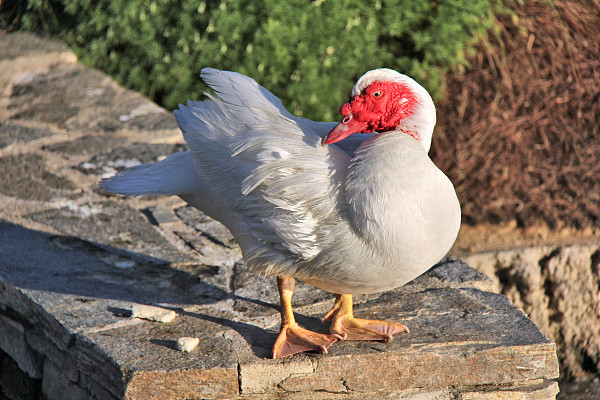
322,81,418,145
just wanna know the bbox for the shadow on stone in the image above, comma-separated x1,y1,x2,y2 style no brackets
0,220,328,358
149,339,179,351
107,307,132,318
0,220,228,306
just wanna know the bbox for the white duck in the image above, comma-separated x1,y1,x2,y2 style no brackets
101,68,461,358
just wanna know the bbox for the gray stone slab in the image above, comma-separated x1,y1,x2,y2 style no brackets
0,315,42,379
26,201,194,263
175,205,237,248
42,135,130,157
7,63,107,130
0,222,225,310
0,153,77,201
77,142,187,175
0,121,58,148
0,218,560,399
3,55,176,135
41,359,89,400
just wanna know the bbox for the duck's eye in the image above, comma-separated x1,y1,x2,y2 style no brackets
372,91,382,98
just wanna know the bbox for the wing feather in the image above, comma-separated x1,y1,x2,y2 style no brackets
174,69,351,274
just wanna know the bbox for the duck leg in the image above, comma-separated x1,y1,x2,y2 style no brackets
322,294,409,342
272,276,340,358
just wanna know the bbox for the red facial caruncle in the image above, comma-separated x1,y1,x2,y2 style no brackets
322,81,418,145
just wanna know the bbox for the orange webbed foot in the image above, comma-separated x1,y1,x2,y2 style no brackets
323,294,409,342
272,322,340,358
329,315,408,342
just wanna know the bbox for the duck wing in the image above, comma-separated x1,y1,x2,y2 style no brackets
173,69,353,275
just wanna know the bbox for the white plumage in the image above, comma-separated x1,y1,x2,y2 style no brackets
102,68,460,295
102,68,461,357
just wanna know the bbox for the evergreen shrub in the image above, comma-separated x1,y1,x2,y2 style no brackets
22,0,500,121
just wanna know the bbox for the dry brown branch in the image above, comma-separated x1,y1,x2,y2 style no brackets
432,0,600,229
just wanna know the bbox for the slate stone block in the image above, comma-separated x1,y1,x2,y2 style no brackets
0,349,42,400
0,121,58,148
0,154,76,201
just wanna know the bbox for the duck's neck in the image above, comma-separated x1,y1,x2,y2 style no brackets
395,98,436,153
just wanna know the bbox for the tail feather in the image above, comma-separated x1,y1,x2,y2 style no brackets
100,150,201,196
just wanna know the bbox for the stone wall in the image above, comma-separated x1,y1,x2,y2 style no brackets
465,244,600,380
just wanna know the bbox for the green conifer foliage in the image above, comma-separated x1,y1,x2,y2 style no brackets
23,0,500,121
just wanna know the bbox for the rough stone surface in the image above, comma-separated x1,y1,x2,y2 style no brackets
0,153,77,201
558,380,600,400
0,314,42,379
0,121,58,148
41,359,89,400
0,32,560,400
464,245,600,380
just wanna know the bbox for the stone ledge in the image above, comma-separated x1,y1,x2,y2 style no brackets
0,228,559,399
0,32,560,400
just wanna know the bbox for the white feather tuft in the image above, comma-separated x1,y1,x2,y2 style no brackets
100,151,201,196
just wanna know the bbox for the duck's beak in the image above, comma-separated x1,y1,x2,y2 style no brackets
321,114,368,145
